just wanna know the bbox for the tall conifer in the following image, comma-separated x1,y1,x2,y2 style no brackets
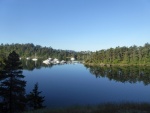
0,51,26,113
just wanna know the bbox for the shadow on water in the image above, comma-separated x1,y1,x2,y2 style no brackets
85,65,150,85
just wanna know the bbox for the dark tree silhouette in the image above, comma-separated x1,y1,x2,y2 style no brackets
0,51,26,113
27,82,45,110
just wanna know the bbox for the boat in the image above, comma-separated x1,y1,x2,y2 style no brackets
71,57,75,61
26,57,30,60
60,60,66,64
32,53,38,61
53,58,59,64
43,58,52,64
32,58,37,61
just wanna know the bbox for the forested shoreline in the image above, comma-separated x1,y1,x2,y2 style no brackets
85,43,150,66
0,43,89,62
0,43,150,66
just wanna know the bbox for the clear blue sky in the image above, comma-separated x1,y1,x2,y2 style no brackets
0,0,150,51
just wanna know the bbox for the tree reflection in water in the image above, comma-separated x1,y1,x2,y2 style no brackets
85,65,150,85
21,59,54,71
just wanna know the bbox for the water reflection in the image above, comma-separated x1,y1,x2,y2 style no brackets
21,63,150,107
21,59,78,71
21,59,53,70
22,59,150,86
85,65,150,85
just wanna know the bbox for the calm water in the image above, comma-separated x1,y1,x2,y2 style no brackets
23,61,150,108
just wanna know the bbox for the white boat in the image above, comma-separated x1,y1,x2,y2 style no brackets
60,60,66,64
43,58,52,64
53,58,60,64
71,57,75,61
56,60,60,64
32,58,38,61
32,53,38,61
26,57,30,60
53,58,58,62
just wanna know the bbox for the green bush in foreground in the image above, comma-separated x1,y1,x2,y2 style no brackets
23,103,150,113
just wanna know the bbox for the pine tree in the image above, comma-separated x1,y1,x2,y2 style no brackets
27,83,45,110
0,51,26,113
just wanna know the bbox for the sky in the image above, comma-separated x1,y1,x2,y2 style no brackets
0,0,150,51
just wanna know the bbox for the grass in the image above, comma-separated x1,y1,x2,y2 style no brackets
23,103,150,113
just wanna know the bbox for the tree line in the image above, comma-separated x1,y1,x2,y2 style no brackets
0,43,89,61
85,43,150,65
1,43,150,65
0,51,45,113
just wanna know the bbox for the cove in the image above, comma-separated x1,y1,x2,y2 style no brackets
23,61,150,108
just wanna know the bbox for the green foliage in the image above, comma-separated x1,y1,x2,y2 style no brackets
85,43,150,65
27,83,45,110
0,51,26,113
0,52,6,70
0,43,89,61
0,51,46,112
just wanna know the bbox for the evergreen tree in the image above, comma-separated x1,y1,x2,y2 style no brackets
0,43,83,60
85,43,150,65
27,83,45,110
0,51,26,113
